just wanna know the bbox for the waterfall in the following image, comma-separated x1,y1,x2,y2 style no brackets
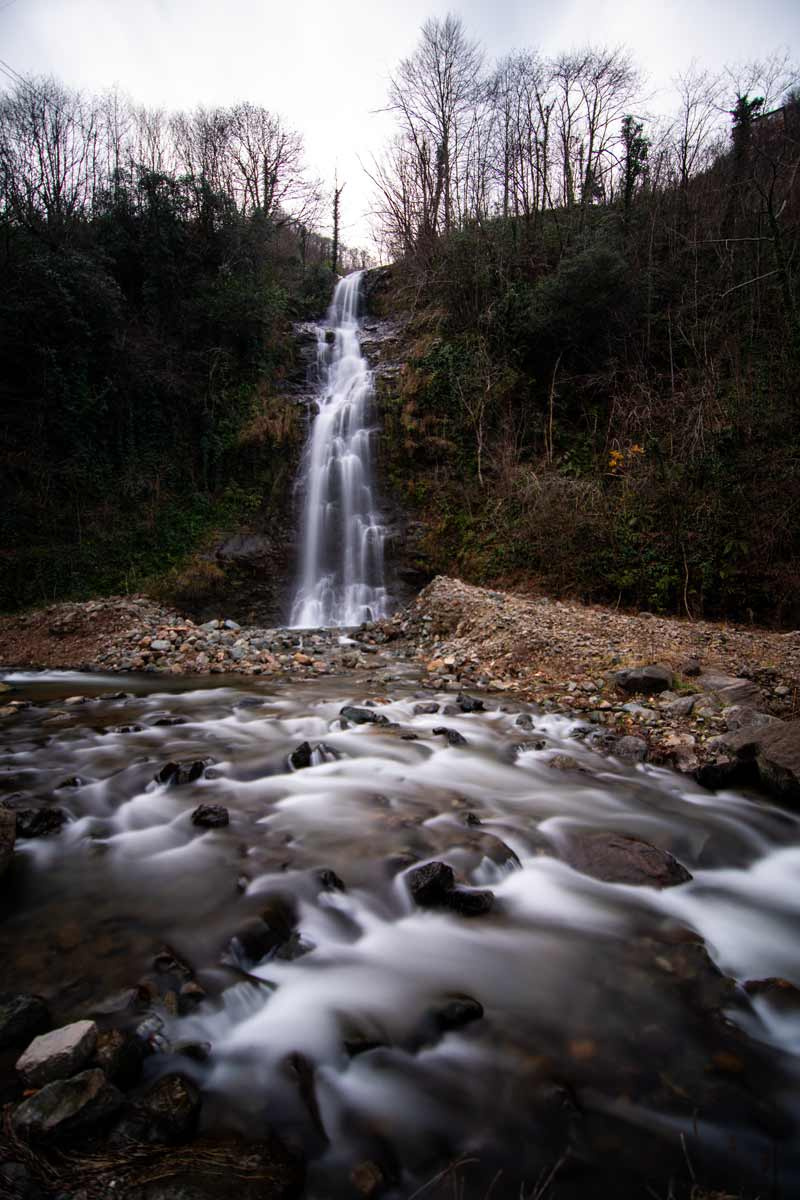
289,270,390,628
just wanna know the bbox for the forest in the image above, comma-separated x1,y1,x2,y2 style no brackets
1,24,799,621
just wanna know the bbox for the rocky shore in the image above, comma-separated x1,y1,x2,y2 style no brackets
2,576,799,796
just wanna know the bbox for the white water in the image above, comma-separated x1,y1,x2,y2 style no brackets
289,271,390,628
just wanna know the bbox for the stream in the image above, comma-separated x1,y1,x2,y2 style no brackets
2,669,800,1198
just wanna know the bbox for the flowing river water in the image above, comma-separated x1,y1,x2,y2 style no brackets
2,668,800,1198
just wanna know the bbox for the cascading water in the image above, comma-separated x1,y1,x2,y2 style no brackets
289,271,390,628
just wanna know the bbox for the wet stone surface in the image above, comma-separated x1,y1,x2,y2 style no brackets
0,671,799,1199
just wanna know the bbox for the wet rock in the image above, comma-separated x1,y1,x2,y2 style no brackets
155,759,212,786
91,1028,144,1088
17,1019,98,1087
613,665,673,696
140,1073,202,1142
289,741,313,769
560,832,692,889
15,807,68,838
432,726,468,746
456,693,484,713
0,806,15,877
405,861,494,916
340,705,390,726
430,996,484,1032
406,861,455,905
228,896,297,966
178,980,207,1013
12,1068,123,1141
191,804,229,829
350,1160,385,1198
744,977,800,1012
548,754,582,772
316,867,346,891
413,702,439,715
723,719,800,803
0,993,50,1050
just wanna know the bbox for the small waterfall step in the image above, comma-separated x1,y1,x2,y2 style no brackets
289,271,391,629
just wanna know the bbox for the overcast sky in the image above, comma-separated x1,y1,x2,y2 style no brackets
2,0,798,246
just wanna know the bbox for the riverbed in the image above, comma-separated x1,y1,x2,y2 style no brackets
2,669,800,1199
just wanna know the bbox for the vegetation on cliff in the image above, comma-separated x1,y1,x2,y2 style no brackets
371,21,800,623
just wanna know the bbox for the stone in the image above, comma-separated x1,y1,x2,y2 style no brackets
289,741,313,770
340,705,390,726
724,719,800,803
91,1028,144,1088
15,807,68,838
664,695,700,717
430,996,484,1031
744,977,800,1012
721,705,777,733
155,759,211,786
228,898,297,966
12,1068,123,1141
0,806,15,877
350,1161,384,1198
405,861,494,916
456,693,484,713
432,726,468,746
680,657,702,677
0,993,50,1050
615,736,648,763
140,1073,202,1142
191,804,229,829
560,832,692,889
697,673,762,707
613,665,673,696
413,702,439,715
16,1019,98,1088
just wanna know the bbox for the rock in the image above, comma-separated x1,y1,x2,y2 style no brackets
156,759,211,786
0,806,15,877
340,705,390,726
456,693,484,713
721,705,777,733
405,861,494,916
613,665,673,696
560,832,692,889
0,1162,46,1200
350,1162,384,1198
316,867,346,891
432,726,468,746
548,754,582,772
697,673,762,707
12,1068,122,1141
724,719,800,803
430,996,484,1032
178,980,207,1013
216,534,273,570
289,741,313,770
91,1028,144,1087
150,640,171,651
16,1019,98,1087
615,736,648,763
680,657,702,676
744,977,800,1011
660,731,698,771
664,695,700,717
413,702,439,715
140,1073,202,1142
0,993,50,1050
15,807,68,838
228,897,297,966
191,804,229,829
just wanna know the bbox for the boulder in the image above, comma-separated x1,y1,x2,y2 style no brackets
140,1073,202,1142
615,736,648,763
215,533,274,570
432,726,468,746
16,1019,98,1087
413,702,440,715
91,1028,145,1087
12,1068,122,1141
191,804,229,829
456,693,484,713
0,807,15,877
155,760,212,787
289,741,313,770
613,665,673,696
560,832,692,889
340,705,390,726
0,993,50,1051
15,807,68,838
697,673,763,707
723,719,800,803
405,861,494,916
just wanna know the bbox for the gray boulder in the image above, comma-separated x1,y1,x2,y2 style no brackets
613,665,673,696
725,719,800,803
16,1019,97,1087
12,1068,122,1141
697,673,763,707
560,831,692,889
